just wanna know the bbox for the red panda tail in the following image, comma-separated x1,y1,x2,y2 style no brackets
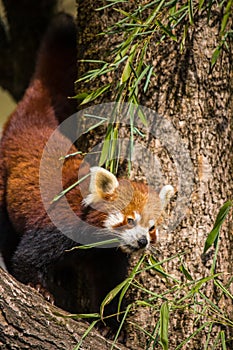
0,13,77,271
35,13,77,122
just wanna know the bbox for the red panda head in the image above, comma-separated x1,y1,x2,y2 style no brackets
82,167,174,253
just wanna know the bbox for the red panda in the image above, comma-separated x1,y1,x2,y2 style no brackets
0,14,174,322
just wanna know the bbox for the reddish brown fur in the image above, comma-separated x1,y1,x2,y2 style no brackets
0,13,79,267
0,14,167,324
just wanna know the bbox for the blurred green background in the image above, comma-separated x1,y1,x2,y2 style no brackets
0,0,75,131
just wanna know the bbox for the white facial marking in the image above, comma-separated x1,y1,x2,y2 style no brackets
149,219,155,228
134,211,141,223
120,225,150,252
104,211,124,230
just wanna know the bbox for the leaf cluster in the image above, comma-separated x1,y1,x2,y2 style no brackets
76,0,233,105
74,0,233,174
68,201,232,349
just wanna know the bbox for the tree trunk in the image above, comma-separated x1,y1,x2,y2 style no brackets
0,267,128,350
76,1,233,349
1,1,232,349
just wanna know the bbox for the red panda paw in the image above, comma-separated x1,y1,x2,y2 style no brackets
28,283,55,304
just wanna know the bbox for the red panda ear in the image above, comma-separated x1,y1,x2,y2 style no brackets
83,167,119,206
159,185,174,209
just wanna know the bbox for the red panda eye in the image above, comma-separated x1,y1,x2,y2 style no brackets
149,225,155,232
127,218,136,227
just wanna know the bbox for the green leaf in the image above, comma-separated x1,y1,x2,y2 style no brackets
70,92,88,101
207,0,214,24
159,301,169,350
203,200,232,253
191,274,221,294
111,304,132,350
143,65,154,92
80,84,111,105
98,126,112,166
198,0,205,10
175,322,210,350
132,65,150,89
148,255,168,278
120,43,138,84
145,0,166,26
220,0,233,36
66,238,120,251
220,330,227,350
137,108,147,127
100,278,130,320
83,119,106,134
109,127,119,173
188,0,194,25
53,311,100,319
51,174,90,203
83,113,108,121
214,279,233,300
59,151,82,160
117,254,145,315
155,19,177,41
73,319,99,350
179,263,193,281
211,46,221,68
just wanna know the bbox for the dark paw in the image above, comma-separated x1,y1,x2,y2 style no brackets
28,283,55,304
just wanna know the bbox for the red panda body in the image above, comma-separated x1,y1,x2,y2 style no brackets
0,14,174,324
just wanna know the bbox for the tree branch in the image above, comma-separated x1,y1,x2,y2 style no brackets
0,268,127,350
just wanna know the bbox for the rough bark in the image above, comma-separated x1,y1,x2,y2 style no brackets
75,1,233,349
0,267,127,350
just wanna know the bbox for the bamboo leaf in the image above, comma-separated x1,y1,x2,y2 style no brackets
109,127,119,173
83,119,106,134
159,301,169,350
66,238,120,251
137,106,148,127
143,65,154,92
117,254,145,315
188,0,194,25
51,174,90,203
191,274,221,294
73,319,99,350
220,330,227,350
203,200,232,253
59,151,82,160
155,19,177,40
121,59,132,84
220,0,233,36
111,304,132,350
132,65,150,89
198,0,205,10
80,84,111,105
120,44,138,84
207,0,214,24
211,46,221,68
98,128,112,166
100,278,130,320
179,263,193,281
214,279,233,300
70,92,88,101
175,322,210,350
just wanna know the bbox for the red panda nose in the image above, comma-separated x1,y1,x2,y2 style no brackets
137,237,148,249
